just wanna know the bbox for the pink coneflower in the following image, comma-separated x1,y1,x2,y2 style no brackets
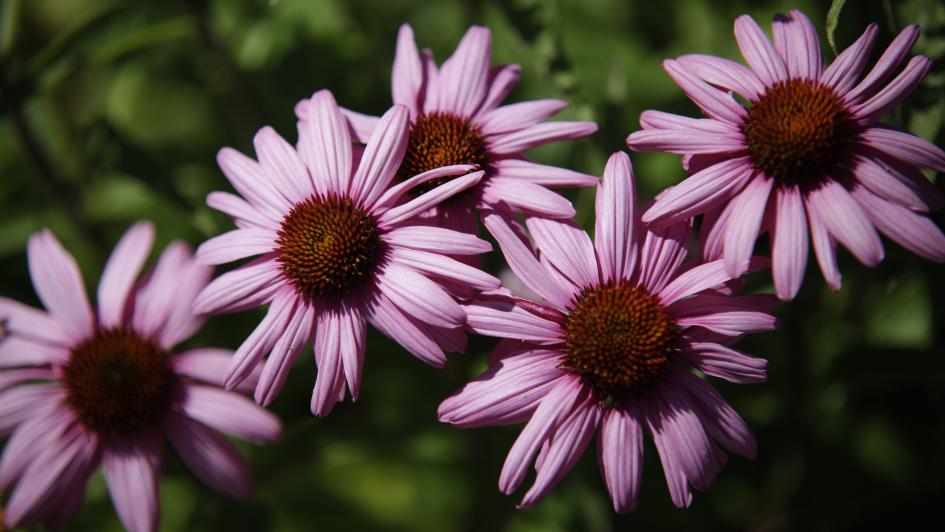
627,10,945,300
438,152,777,510
296,24,599,234
0,223,281,532
194,90,500,415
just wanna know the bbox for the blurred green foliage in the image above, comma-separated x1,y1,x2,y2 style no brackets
1,0,944,530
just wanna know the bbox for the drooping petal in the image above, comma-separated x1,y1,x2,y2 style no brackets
163,412,253,500
98,221,155,329
677,370,757,458
366,292,445,367
103,435,160,532
852,153,938,211
805,203,842,290
224,290,297,389
27,229,94,343
253,301,314,406
310,306,348,416
805,179,884,267
771,185,809,300
723,175,774,277
598,401,645,513
677,342,767,384
851,185,945,262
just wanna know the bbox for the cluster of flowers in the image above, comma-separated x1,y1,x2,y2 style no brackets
2,9,943,531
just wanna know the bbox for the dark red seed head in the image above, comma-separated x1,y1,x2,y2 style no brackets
63,328,176,435
742,78,858,188
563,282,676,399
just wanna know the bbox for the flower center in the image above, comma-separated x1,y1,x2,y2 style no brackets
398,112,488,195
742,78,857,188
63,328,176,434
276,194,381,300
563,282,676,398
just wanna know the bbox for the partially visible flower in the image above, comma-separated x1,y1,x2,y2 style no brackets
439,152,777,510
194,91,500,416
627,10,945,300
0,223,281,532
297,24,599,235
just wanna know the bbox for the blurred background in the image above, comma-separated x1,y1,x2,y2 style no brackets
1,0,944,530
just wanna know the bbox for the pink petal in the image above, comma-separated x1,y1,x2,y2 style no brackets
642,158,754,226
479,100,567,135
846,25,920,104
860,126,945,172
389,248,499,291
822,24,878,93
132,241,191,337
498,375,585,495
254,301,314,406
0,367,54,392
433,26,492,117
462,297,564,343
0,297,69,346
438,346,566,428
366,292,445,367
192,256,283,316
853,153,938,211
216,147,291,219
311,307,348,416
206,191,278,231
481,178,576,218
103,435,160,532
350,105,410,208
733,14,788,85
598,402,644,513
677,370,757,458
626,127,746,154
488,121,598,155
163,412,253,500
181,384,281,443
195,228,275,266
675,308,779,336
338,307,366,401
806,179,884,267
854,56,931,123
595,152,638,283
26,229,94,343
392,24,424,117
378,170,484,227
851,185,945,262
384,225,491,255
224,290,297,389
476,64,521,117
0,336,69,368
662,59,746,125
0,405,69,492
340,108,381,144
155,256,213,348
772,10,821,80
489,158,598,187
253,126,312,204
0,383,61,436
372,164,480,211
526,217,597,289
172,348,258,394
771,185,809,300
376,263,464,328
97,221,155,329
678,341,767,384
636,220,693,295
482,211,572,310
658,257,769,306
723,175,774,277
674,54,765,100
297,90,353,196
805,203,843,290
520,397,601,507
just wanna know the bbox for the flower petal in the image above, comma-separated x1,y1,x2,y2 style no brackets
389,248,499,291
216,147,291,219
392,24,424,117
860,126,945,172
805,203,842,290
771,185,809,300
254,302,314,406
642,158,754,226
481,178,576,218
489,158,598,187
806,179,884,267
253,126,312,204
477,64,521,116
599,401,644,513
488,121,598,155
636,221,693,295
351,105,410,208
366,292,445,367
224,290,297,389
195,228,275,266
527,217,597,289
723,175,774,277
192,256,283,316
181,384,281,443
772,10,821,80
674,54,765,100
479,100,568,135
206,191,278,231
384,225,491,255
27,230,94,343
376,263,464,328
97,221,155,329
851,185,945,262
462,297,564,343
846,25,920,104
595,152,638,282
163,412,253,500
297,90,353,195
822,24,878,93
378,170,484,227
172,348,259,394
0,297,69,346
662,59,747,125
434,26,492,117
733,14,788,85
853,56,931,123
103,435,160,532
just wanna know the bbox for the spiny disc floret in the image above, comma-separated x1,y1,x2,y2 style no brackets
399,112,488,195
63,328,176,434
742,78,857,188
276,194,381,300
563,282,676,398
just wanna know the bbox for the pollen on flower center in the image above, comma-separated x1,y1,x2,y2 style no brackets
63,328,176,434
563,282,676,398
276,194,382,300
742,78,858,188
398,112,488,195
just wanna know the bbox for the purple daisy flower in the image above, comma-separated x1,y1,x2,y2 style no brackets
627,10,945,300
194,90,500,416
0,223,281,532
438,152,778,510
297,24,599,235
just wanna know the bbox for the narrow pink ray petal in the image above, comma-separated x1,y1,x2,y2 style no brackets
489,158,598,187
476,64,522,118
479,100,568,135
0,297,69,346
641,391,692,508
192,256,283,316
656,380,725,492
172,348,259,394
181,384,281,443
482,211,572,310
26,230,94,343
163,412,253,500
527,217,597,289
854,56,931,123
132,241,191,337
297,90,353,195
195,228,275,267
157,257,212,348
338,307,366,401
224,290,296,389
434,26,492,117
678,341,767,384
389,248,499,291
372,164,479,211
103,434,160,532
658,257,769,307
853,154,935,211
481,178,576,218
216,147,291,219
462,297,564,343
822,24,878,93
595,152,638,283
0,405,69,492
376,263,464,328
378,170,484,227
598,401,644,513
734,15,788,85
723,176,774,277
860,126,945,172
488,121,598,155
772,10,821,79
311,308,347,416
806,179,884,267
663,60,747,126
641,158,754,227
392,24,423,117
0,384,62,436
805,203,842,290
351,105,410,208
384,225,491,255
771,185,809,300
97,221,155,329
627,128,746,154
206,191,279,231
340,108,381,144
846,25,919,104
675,54,765,101
366,292,446,367
254,303,314,406
498,375,584,495
253,126,312,204
677,370,757,458
851,185,945,261
636,221,693,295
0,367,54,392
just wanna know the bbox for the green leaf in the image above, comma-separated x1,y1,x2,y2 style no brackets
826,0,847,54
